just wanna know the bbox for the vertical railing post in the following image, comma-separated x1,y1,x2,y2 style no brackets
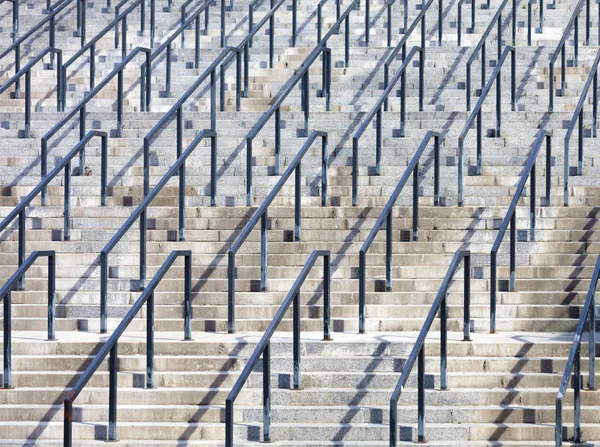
555,398,563,447
117,68,123,137
295,163,301,241
387,1,392,47
323,252,331,341
477,110,482,175
184,253,192,340
151,0,155,47
440,293,447,390
210,134,217,207
417,346,425,443
345,15,350,67
24,70,30,138
590,295,596,390
434,135,440,206
321,134,328,206
365,0,370,46
64,160,72,241
352,138,358,206
530,163,536,241
317,3,322,43
292,0,297,46
261,211,268,291
263,342,271,442
48,252,56,341
578,109,584,175
438,0,442,46
220,0,225,47
509,212,516,291
269,0,274,67
490,250,496,333
574,346,582,443
463,252,471,341
247,137,253,206
14,45,20,98
545,134,551,205
17,211,24,290
100,251,108,333
195,16,201,69
228,251,235,334
166,44,172,97
293,292,301,389
594,71,598,138
412,162,419,241
3,290,11,388
275,108,281,175
146,291,154,388
108,343,118,441
386,212,392,291
359,250,366,333
376,108,382,175
49,15,55,69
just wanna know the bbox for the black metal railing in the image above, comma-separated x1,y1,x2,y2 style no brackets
144,0,285,209
0,131,107,290
61,0,145,104
562,49,600,206
180,0,210,47
1,251,56,389
465,0,516,111
548,0,594,112
389,249,471,446
0,0,82,97
227,131,328,333
489,130,551,333
383,0,440,111
316,0,340,43
246,0,367,206
457,0,486,44
99,129,216,333
555,253,599,446
458,45,516,206
0,0,18,44
219,0,296,111
145,0,214,99
41,47,151,205
112,0,148,46
63,250,192,446
357,131,441,334
0,47,63,137
352,45,424,206
225,250,331,446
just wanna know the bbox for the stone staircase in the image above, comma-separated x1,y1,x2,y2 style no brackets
1,0,600,445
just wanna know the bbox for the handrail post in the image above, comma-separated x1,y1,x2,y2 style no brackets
211,134,217,207
321,133,328,206
295,162,301,241
496,60,502,137
184,252,192,340
509,212,516,291
511,48,516,111
376,108,382,174
586,0,590,45
365,0,370,46
477,110,482,175
228,251,235,334
458,1,462,46
81,0,86,46
220,0,225,47
293,292,301,388
237,48,242,111
574,346,581,443
151,0,155,47
463,252,471,341
64,160,72,241
466,62,471,110
440,293,447,390
545,134,551,205
400,64,406,136
179,150,186,242
292,0,297,46
527,0,532,46
564,136,569,206
14,44,20,98
471,0,475,34
490,250,496,333
3,291,11,388
458,138,464,206
593,71,598,138
386,212,392,291
263,342,271,442
100,251,108,333
555,398,563,446
317,3,322,43
387,0,392,46
261,211,268,291
352,137,358,206
108,342,118,441
146,291,154,388
24,69,30,138
117,67,123,137
140,0,146,35
48,252,56,341
359,249,366,333
323,252,331,340
418,47,424,111
438,0,442,46
195,16,201,69
49,15,55,69
530,163,536,241
590,293,596,389
412,162,419,241
434,134,440,205
417,346,425,442
578,109,584,175
247,137,253,206
275,108,281,175
17,211,24,290
166,44,172,97
345,15,350,67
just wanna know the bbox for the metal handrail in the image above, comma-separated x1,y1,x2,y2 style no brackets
465,0,516,111
555,253,599,446
180,0,211,47
41,47,151,205
0,0,18,45
0,47,63,137
352,45,424,206
143,0,285,208
112,0,147,46
219,0,296,110
1,250,56,389
0,0,82,97
99,129,216,333
489,130,551,333
145,0,214,98
562,49,600,206
548,0,590,112
0,131,107,291
357,131,441,334
316,0,340,43
63,250,192,446
225,250,331,446
389,250,471,446
61,0,145,100
458,45,516,206
383,0,440,111
245,0,367,205
227,131,329,333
